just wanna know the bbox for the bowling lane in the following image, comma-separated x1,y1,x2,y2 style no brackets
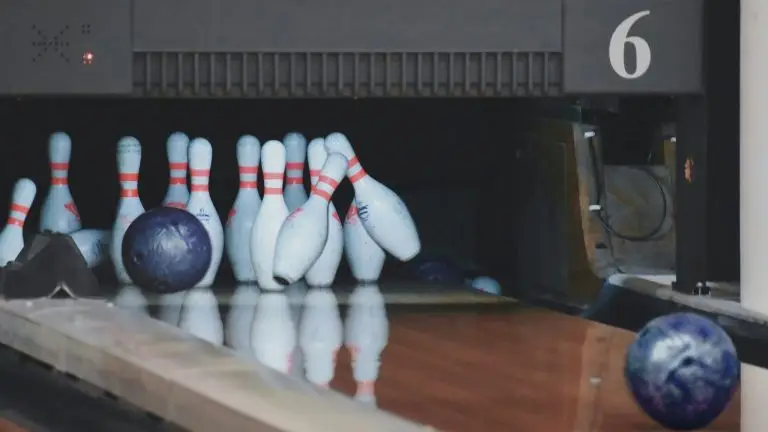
327,298,740,431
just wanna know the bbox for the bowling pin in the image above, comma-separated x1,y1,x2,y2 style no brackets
305,139,344,287
250,140,289,291
226,136,261,283
0,179,36,265
113,285,148,315
325,133,420,261
40,132,81,234
345,283,388,407
110,137,145,284
251,292,296,374
283,132,308,212
186,138,224,288
299,287,342,388
179,286,224,345
226,284,260,356
273,153,348,285
344,203,386,282
162,132,190,209
70,229,110,268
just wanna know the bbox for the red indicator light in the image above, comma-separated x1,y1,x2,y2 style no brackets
82,51,94,65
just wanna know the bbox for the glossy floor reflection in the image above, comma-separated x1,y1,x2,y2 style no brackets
110,283,740,431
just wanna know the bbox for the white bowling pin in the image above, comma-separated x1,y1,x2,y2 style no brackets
162,132,190,209
113,285,148,315
344,202,386,282
250,140,289,291
345,283,388,407
283,132,308,212
300,288,342,388
273,153,348,285
0,179,36,265
70,229,110,268
179,286,224,345
110,137,145,284
187,138,224,288
251,292,296,374
471,276,501,295
305,139,344,287
325,133,420,261
226,136,261,283
40,132,81,234
226,284,260,356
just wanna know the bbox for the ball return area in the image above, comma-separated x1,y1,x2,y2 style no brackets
0,0,715,430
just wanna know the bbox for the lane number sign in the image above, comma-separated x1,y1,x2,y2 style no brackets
609,10,651,79
563,0,702,93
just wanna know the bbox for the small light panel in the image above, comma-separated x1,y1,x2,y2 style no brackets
82,51,94,65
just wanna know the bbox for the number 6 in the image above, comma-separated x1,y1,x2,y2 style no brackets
609,10,652,79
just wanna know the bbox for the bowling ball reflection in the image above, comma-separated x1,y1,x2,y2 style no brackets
625,312,739,430
122,207,212,294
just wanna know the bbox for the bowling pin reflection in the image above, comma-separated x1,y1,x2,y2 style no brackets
286,281,308,379
299,287,342,388
226,284,260,357
251,292,296,374
113,285,148,315
345,283,389,407
179,287,224,345
156,291,186,326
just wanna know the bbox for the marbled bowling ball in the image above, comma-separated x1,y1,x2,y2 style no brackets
408,255,464,284
122,207,212,294
625,312,739,430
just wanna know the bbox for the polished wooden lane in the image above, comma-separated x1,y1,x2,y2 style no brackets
331,305,740,431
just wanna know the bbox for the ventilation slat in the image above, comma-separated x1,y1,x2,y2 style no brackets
133,51,562,97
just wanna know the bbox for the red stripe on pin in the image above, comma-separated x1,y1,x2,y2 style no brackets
169,177,186,185
311,187,332,201
190,169,210,177
240,181,258,188
191,185,208,192
169,162,187,170
6,217,23,227
119,173,139,181
121,189,139,198
10,204,29,215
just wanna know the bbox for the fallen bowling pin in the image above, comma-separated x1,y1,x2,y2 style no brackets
305,138,344,287
324,133,420,261
70,229,110,268
0,178,36,266
273,152,348,285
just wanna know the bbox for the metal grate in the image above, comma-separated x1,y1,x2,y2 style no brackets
133,51,562,98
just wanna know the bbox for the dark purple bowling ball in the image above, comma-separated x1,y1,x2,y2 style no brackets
625,312,739,430
122,207,212,294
